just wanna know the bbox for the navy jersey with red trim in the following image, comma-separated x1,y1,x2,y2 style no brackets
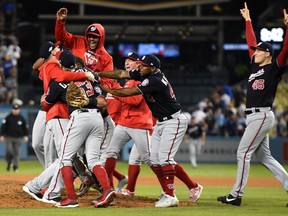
45,80,67,105
45,70,102,115
246,57,283,108
129,69,181,119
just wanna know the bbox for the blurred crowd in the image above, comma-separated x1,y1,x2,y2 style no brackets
0,1,20,105
0,34,20,104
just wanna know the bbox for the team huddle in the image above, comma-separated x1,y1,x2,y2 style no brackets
22,2,288,208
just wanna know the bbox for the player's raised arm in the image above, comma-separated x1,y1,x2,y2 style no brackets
276,8,288,67
241,2,257,59
284,9,288,26
240,2,251,21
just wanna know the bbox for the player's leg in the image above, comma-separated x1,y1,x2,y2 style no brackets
104,125,130,188
43,127,55,169
85,113,115,208
41,118,69,203
130,127,151,166
55,114,91,207
174,163,202,203
31,110,46,168
218,112,274,206
114,169,128,192
255,134,288,191
119,144,141,195
230,113,274,197
189,140,197,168
27,160,59,191
47,118,69,157
100,115,115,164
155,116,187,207
99,115,116,188
150,124,165,192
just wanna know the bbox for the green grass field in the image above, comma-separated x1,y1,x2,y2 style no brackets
0,160,287,216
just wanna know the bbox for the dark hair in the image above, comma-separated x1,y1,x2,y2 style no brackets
75,56,85,68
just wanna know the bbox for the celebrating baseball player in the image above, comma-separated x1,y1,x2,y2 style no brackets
102,52,154,197
31,41,95,169
217,2,288,207
98,54,203,207
55,7,128,190
23,50,97,204
24,50,115,208
53,68,115,208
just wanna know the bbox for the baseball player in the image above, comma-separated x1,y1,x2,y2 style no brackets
98,54,203,207
102,51,154,197
72,60,127,197
55,7,128,191
184,116,206,168
31,41,95,169
41,64,115,208
217,2,288,206
23,50,96,204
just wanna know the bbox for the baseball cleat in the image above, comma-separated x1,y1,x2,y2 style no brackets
155,194,179,208
22,185,43,202
55,198,79,208
217,194,242,206
189,184,203,203
117,189,135,197
94,189,116,208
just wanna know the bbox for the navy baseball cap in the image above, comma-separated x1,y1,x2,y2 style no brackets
250,42,274,56
137,54,161,68
122,52,140,61
59,50,76,69
39,41,54,60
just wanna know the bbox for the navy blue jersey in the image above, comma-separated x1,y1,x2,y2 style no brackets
246,57,283,108
129,69,181,119
45,68,103,115
187,123,205,139
45,81,67,105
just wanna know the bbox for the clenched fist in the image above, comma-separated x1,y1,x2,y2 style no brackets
57,8,68,21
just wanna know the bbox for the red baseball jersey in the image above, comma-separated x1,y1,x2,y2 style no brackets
114,80,153,130
38,58,86,122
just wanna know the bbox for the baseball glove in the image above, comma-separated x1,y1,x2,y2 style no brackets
66,81,89,108
76,172,95,197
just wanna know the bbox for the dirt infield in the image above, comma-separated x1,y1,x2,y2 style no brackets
0,174,281,208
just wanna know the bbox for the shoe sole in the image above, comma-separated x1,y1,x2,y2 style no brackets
22,186,42,202
155,195,179,208
55,203,79,208
155,201,179,208
94,191,116,208
42,197,60,204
